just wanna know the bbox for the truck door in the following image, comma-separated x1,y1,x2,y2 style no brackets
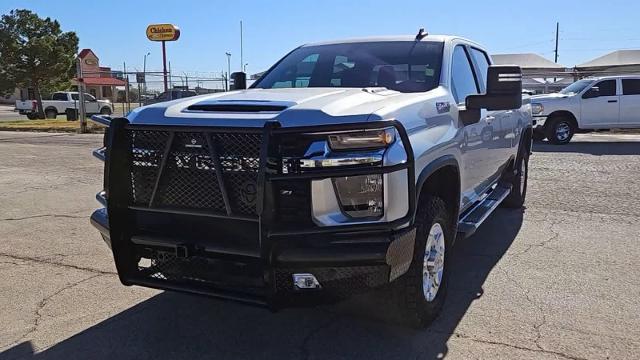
84,93,100,113
580,79,619,128
451,45,498,205
468,47,512,176
620,78,640,127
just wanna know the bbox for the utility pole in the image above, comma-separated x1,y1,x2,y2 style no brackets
143,52,150,95
240,20,243,72
225,52,231,90
553,22,560,83
76,58,87,133
554,22,559,63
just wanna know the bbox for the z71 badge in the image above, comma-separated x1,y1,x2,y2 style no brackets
436,102,451,114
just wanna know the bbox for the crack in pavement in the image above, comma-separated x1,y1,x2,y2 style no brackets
0,253,116,275
492,266,592,360
510,217,561,256
15,273,104,346
439,331,589,360
0,213,87,221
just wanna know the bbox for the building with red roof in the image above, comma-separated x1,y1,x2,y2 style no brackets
72,49,126,102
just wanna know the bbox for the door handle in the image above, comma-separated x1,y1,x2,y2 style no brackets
608,100,618,103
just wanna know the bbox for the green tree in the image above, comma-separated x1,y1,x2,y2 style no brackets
0,9,78,118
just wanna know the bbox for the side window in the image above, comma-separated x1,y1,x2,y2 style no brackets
593,80,617,96
622,79,640,95
70,93,79,101
51,93,67,101
450,46,479,104
469,48,490,92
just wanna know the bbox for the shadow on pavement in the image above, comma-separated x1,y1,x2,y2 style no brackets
1,209,523,360
533,140,640,156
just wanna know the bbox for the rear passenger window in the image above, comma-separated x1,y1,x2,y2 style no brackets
470,48,490,91
594,80,617,96
450,46,479,104
52,93,67,101
622,79,640,95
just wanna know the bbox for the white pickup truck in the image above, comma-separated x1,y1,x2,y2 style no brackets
15,91,113,120
531,75,640,144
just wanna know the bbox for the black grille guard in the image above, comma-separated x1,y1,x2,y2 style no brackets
96,116,416,308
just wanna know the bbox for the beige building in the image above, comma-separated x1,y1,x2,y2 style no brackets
72,49,126,102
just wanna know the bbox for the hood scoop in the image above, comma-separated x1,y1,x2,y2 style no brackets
186,100,289,113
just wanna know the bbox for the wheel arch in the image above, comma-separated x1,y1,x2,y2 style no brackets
415,155,461,233
547,110,578,129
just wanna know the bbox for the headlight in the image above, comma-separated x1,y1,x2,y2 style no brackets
328,128,395,151
332,174,383,218
531,103,544,115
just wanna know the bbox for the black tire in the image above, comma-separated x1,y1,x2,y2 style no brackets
392,196,453,327
100,107,112,115
45,109,57,119
546,117,575,145
532,130,545,142
502,148,529,208
26,113,38,120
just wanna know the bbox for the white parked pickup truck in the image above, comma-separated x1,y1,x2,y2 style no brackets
15,91,113,120
89,33,532,326
531,75,640,144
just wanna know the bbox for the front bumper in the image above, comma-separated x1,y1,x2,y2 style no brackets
532,116,547,130
90,206,416,307
90,118,417,309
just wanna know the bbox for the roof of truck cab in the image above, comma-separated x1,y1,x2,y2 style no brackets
303,35,482,47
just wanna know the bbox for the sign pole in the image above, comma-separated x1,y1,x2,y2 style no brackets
146,23,180,93
162,40,168,92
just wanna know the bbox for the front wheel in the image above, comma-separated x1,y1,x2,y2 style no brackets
546,117,575,144
392,196,452,327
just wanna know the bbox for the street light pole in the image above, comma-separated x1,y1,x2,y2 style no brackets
225,52,231,91
143,52,150,95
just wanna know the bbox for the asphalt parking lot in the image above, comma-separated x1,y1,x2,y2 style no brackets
0,131,639,360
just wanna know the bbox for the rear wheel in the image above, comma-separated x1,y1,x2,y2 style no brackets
45,109,57,119
393,196,452,327
100,107,112,115
502,147,529,208
26,113,38,120
546,117,575,144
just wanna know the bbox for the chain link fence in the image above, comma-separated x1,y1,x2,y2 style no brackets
109,71,228,117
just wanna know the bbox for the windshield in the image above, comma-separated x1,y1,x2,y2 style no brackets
559,79,594,95
253,41,444,93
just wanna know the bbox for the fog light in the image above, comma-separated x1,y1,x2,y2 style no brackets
293,273,321,290
333,174,383,218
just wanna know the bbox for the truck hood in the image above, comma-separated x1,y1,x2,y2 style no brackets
127,87,416,127
530,92,571,102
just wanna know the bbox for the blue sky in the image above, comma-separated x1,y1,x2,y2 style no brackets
2,0,640,77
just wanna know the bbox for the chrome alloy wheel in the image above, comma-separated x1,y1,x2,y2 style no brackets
423,222,446,302
555,122,570,141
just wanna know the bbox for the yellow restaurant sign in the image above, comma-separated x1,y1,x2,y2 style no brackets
146,24,181,42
